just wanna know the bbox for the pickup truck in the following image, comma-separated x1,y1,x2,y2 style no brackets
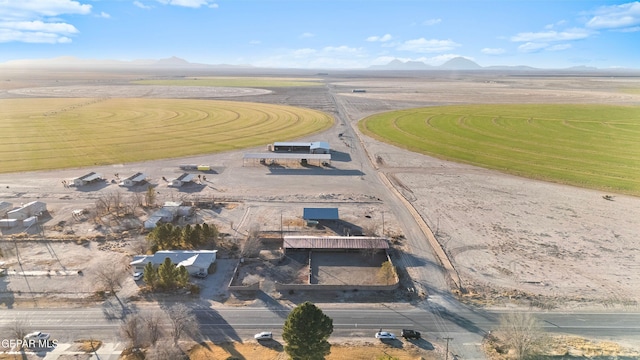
401,329,421,339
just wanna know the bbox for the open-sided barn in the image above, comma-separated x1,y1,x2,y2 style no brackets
73,172,102,187
283,235,389,253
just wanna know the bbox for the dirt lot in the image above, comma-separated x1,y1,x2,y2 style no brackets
0,69,639,312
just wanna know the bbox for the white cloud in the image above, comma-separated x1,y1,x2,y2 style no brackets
510,28,590,42
0,20,78,34
586,1,640,30
548,43,572,51
517,42,549,53
481,48,505,55
209,3,219,9
422,18,441,26
396,38,460,53
322,45,363,54
300,32,315,39
0,0,91,20
249,40,261,45
0,1,91,43
134,1,153,9
154,0,213,8
98,12,111,19
0,28,71,43
366,34,392,42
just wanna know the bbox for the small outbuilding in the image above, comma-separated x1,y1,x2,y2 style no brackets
0,201,13,217
0,219,19,229
303,208,339,221
171,173,196,187
121,172,147,187
73,172,103,187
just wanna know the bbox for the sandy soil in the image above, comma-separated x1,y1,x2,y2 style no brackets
1,69,639,311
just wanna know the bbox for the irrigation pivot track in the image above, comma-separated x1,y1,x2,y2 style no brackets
359,104,640,196
0,98,333,173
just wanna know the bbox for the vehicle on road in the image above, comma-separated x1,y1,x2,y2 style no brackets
24,331,50,342
375,331,396,340
401,329,421,339
192,272,207,279
254,331,273,340
133,272,143,281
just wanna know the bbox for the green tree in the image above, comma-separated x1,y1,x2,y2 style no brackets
143,262,158,288
282,301,333,360
176,265,190,287
157,257,177,289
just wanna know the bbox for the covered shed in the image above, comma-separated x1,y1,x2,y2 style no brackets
310,141,330,154
303,208,339,221
73,172,102,187
283,236,388,253
243,153,331,167
122,172,147,187
171,173,196,187
273,142,312,153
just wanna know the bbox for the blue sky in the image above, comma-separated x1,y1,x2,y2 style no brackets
0,0,639,69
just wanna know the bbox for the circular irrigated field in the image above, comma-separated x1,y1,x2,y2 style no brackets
359,104,640,195
0,98,333,173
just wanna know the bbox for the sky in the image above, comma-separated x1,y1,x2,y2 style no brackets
0,0,639,69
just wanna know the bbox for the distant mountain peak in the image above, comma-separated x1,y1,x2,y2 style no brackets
440,57,482,70
155,56,190,65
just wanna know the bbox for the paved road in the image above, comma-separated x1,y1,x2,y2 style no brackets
2,303,640,359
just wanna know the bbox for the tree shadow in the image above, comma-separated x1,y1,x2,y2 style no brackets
257,338,284,351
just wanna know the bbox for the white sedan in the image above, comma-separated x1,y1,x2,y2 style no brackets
254,331,273,340
24,331,50,341
375,331,396,340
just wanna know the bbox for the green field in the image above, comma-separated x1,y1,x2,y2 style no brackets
0,98,333,173
359,104,640,195
133,76,324,87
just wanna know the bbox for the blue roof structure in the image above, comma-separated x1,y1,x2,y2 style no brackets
303,208,339,220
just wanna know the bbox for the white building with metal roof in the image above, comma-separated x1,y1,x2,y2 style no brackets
130,250,218,275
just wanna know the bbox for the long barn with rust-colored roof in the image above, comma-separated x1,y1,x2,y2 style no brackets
283,235,388,253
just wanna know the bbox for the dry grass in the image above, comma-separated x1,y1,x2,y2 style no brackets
484,334,640,359
73,339,102,353
188,341,437,360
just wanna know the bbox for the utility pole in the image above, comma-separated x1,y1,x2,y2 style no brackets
381,211,385,237
444,337,453,360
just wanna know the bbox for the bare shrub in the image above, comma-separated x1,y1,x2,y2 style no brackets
120,313,144,348
167,304,199,345
241,223,262,258
496,312,546,360
147,340,188,360
95,259,127,293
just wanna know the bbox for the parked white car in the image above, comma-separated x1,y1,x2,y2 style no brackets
375,331,396,340
133,272,143,281
24,331,50,342
254,331,273,340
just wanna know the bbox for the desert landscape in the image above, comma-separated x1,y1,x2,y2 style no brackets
0,69,639,360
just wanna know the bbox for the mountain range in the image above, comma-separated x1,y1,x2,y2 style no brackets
1,55,637,72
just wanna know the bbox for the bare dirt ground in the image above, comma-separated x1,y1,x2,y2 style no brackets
0,69,639,314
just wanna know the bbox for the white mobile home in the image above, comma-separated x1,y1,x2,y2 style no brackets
7,201,46,221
